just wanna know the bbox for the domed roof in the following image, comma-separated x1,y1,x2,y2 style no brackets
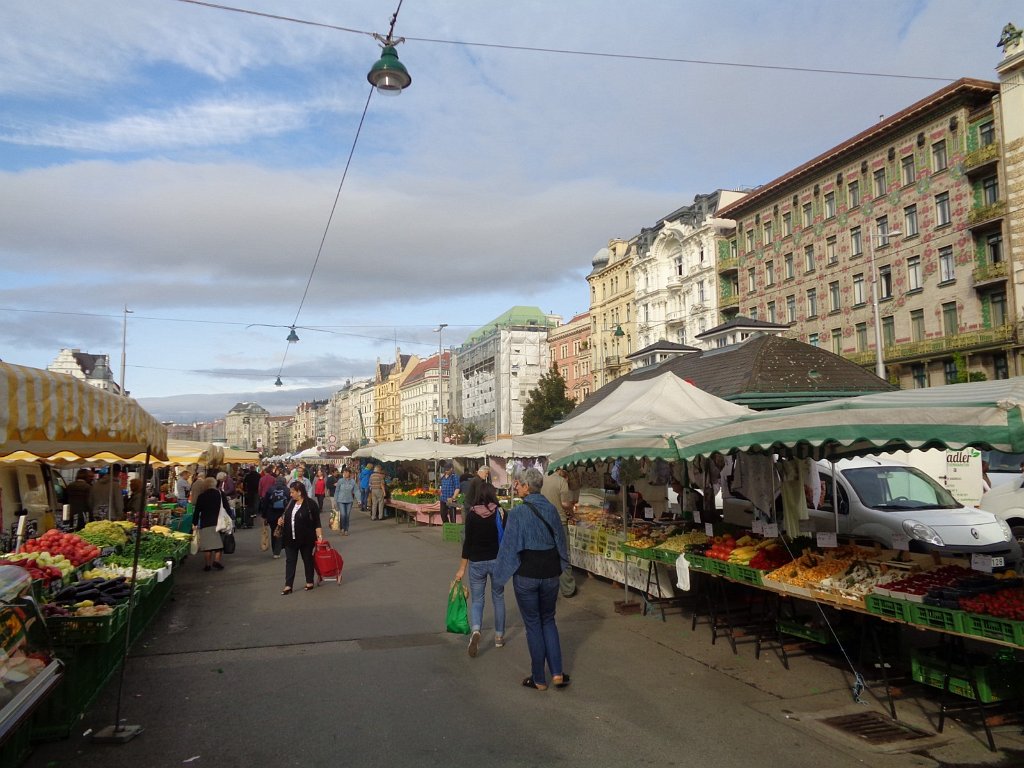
591,247,610,270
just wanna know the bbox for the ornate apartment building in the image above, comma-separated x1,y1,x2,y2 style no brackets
400,352,450,440
547,312,592,403
587,240,635,389
374,352,417,443
224,401,269,451
717,75,1021,388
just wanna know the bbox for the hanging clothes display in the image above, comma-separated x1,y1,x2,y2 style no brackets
779,458,809,536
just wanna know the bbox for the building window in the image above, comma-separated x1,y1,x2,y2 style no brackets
935,192,951,227
749,306,758,320
782,211,792,236
730,239,737,258
932,140,947,172
766,259,776,285
942,301,958,336
982,175,999,206
804,244,815,273
697,280,706,303
831,328,842,355
806,288,818,318
784,252,794,279
901,154,915,186
850,226,863,257
991,291,1007,327
699,246,705,264
745,230,754,251
987,233,1003,264
747,267,756,293
853,273,865,306
912,363,927,388
879,265,892,299
809,333,819,347
675,257,683,276
910,308,925,341
979,120,995,147
802,202,813,228
786,294,796,323
826,236,837,264
994,353,1009,380
907,256,922,291
938,246,955,283
767,301,777,323
855,323,868,352
763,221,773,244
873,168,886,198
829,281,841,312
824,191,836,219
848,179,860,208
943,359,958,385
904,204,918,237
876,215,891,246
882,315,895,349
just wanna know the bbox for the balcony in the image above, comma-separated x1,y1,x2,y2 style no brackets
972,260,1009,289
963,142,1000,175
665,309,687,324
967,200,1007,230
718,256,739,274
845,325,1016,368
603,355,622,369
720,293,739,309
667,274,684,287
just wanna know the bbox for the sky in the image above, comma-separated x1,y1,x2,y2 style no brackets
0,0,1019,422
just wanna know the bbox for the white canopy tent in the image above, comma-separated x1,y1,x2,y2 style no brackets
351,440,471,463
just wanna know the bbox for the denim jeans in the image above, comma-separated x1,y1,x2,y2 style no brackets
468,559,505,635
338,502,352,532
512,575,562,685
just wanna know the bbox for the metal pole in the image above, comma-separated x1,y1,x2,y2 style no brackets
437,324,446,442
119,305,132,395
868,233,885,379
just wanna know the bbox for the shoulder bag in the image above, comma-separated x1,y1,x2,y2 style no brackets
523,501,576,598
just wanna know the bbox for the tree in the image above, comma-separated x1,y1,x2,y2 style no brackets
444,418,486,445
522,366,576,434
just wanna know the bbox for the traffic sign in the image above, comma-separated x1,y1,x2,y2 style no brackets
328,434,337,444
433,417,449,424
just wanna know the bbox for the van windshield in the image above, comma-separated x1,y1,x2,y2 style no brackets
841,466,961,511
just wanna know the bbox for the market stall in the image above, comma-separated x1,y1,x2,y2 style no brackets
0,362,169,761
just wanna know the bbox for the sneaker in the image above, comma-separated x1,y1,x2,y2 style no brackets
495,635,505,648
273,554,281,559
468,631,481,658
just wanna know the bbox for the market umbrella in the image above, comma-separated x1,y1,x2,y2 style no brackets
668,377,1024,462
220,446,260,464
352,440,470,462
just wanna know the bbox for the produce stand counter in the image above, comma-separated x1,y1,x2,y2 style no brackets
386,499,461,526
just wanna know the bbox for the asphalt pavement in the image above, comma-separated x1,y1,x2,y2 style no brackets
23,509,1024,768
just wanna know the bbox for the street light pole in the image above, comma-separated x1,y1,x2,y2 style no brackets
435,324,447,441
119,305,133,396
867,228,900,380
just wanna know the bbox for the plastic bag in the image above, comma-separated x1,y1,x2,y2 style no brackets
260,524,270,552
675,553,691,592
330,512,340,532
216,507,233,534
189,533,199,556
445,580,470,634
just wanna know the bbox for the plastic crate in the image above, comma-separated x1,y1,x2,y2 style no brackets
961,613,1024,646
865,593,912,622
777,617,831,644
910,647,1023,703
620,544,653,559
705,558,731,577
45,603,126,646
684,553,711,572
728,563,764,586
441,523,464,543
653,547,683,564
909,603,965,633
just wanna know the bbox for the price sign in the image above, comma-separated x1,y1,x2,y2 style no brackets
751,519,764,535
798,519,814,533
889,533,910,551
644,507,654,520
692,509,701,524
816,531,838,549
763,523,779,538
971,554,1004,573
704,523,715,538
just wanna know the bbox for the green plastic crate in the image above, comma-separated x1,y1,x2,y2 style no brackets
441,523,463,543
683,553,711,572
911,647,1023,703
777,617,831,644
961,613,1024,646
909,603,965,633
728,563,764,586
865,594,912,622
705,558,731,577
44,603,126,646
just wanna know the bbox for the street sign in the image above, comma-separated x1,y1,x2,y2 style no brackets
433,417,449,424
328,434,337,445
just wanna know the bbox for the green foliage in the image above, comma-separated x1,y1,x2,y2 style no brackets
522,366,576,434
444,418,486,445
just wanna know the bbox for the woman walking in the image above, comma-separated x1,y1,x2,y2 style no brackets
333,467,357,535
314,469,327,512
454,490,506,657
494,467,570,691
280,481,324,594
191,477,226,572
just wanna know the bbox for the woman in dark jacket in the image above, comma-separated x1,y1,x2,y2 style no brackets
191,477,225,572
281,481,324,594
453,489,506,657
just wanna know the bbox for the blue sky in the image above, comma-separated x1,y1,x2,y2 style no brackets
0,1,1018,420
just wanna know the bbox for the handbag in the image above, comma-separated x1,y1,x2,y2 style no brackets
445,580,470,635
273,522,284,538
260,523,270,552
215,506,234,534
221,531,236,554
524,502,576,597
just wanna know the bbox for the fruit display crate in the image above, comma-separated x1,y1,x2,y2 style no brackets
777,617,831,644
727,563,764,586
908,603,966,633
703,558,732,578
652,547,684,565
44,603,127,646
441,523,463,543
682,552,711,572
910,647,1023,703
865,593,913,622
961,613,1024,647
619,544,654,560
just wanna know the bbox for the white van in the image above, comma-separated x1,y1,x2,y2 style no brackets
0,464,64,543
723,456,1020,566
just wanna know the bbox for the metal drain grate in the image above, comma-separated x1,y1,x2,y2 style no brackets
821,711,932,745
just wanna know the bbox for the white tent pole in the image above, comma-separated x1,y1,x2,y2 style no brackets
831,457,839,534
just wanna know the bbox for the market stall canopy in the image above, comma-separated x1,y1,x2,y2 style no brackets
460,437,552,460
484,373,751,460
352,440,469,462
33,439,222,467
669,377,1024,461
0,361,167,462
221,446,261,464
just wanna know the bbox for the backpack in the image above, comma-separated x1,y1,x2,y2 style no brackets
269,486,288,510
